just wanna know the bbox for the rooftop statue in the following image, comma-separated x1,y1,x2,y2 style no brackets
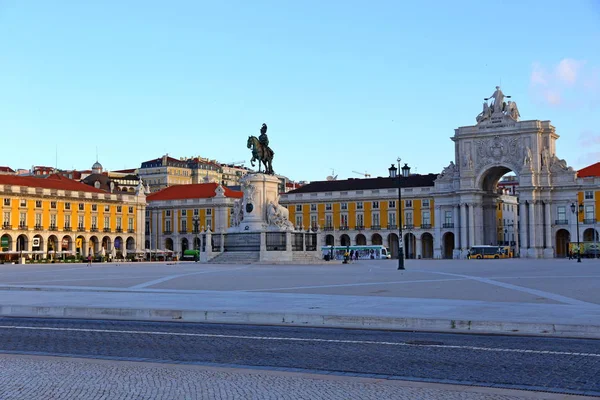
476,86,520,124
247,123,275,174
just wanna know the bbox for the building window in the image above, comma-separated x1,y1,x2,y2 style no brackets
36,213,42,227
20,199,27,207
79,203,84,211
3,211,10,225
325,203,332,211
78,215,84,228
116,217,122,229
91,216,97,229
3,199,10,206
388,212,396,226
310,215,317,229
181,219,186,231
92,204,97,212
206,209,212,216
166,210,171,217
104,216,110,229
50,201,57,209
585,191,594,200
206,219,212,231
388,200,396,209
19,212,26,225
105,205,110,212
405,200,412,208
340,214,348,227
405,211,413,226
129,218,134,231
444,211,452,224
36,200,42,208
585,205,594,220
325,214,333,228
50,214,57,228
117,206,122,213
64,215,71,227
372,201,379,209
341,202,348,210
356,202,363,210
372,213,380,226
129,206,134,213
422,211,431,226
194,208,199,216
181,209,187,216
422,199,430,208
310,204,317,212
296,205,302,212
165,220,171,232
295,215,303,228
557,206,566,221
64,202,71,210
356,214,364,227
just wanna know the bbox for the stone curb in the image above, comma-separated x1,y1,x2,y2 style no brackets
1,305,599,339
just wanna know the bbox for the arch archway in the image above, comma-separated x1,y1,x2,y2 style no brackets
165,238,174,251
421,232,434,259
102,236,112,252
32,234,43,253
89,236,99,255
181,238,189,252
16,234,28,252
355,234,366,246
555,229,570,258
1,234,12,252
340,234,350,247
61,235,73,252
76,235,86,256
47,235,58,252
371,233,382,245
583,228,598,242
443,232,455,259
126,237,135,254
387,233,399,259
325,234,334,246
404,233,417,259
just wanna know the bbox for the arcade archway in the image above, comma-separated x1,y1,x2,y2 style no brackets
355,234,366,246
421,232,433,259
555,229,570,258
371,233,382,245
443,232,455,259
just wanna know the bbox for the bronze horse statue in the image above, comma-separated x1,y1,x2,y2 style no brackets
247,135,274,175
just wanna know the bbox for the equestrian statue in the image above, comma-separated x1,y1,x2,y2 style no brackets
247,123,275,175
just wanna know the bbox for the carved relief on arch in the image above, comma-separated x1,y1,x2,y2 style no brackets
473,135,522,174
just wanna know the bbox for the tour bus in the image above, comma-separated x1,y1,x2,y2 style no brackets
321,245,391,261
181,249,200,261
467,245,512,259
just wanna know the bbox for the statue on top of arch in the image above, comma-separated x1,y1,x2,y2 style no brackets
476,86,521,124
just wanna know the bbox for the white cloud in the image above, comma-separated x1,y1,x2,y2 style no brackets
555,59,585,85
530,62,547,85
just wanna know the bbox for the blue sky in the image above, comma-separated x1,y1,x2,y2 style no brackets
1,1,599,182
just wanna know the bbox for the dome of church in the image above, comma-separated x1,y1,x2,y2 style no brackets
92,161,103,174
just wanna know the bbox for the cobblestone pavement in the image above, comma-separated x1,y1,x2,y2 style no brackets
0,354,589,400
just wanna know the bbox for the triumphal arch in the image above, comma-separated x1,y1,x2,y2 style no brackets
433,87,579,258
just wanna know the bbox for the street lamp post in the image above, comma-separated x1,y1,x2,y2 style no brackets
193,215,200,262
571,202,583,263
389,159,405,270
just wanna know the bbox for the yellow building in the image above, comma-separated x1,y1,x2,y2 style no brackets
145,183,242,257
0,174,146,261
279,167,438,259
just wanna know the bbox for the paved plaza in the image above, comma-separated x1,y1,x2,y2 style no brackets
0,258,598,337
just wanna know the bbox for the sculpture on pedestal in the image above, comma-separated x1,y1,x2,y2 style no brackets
476,86,521,124
247,123,275,175
267,200,294,230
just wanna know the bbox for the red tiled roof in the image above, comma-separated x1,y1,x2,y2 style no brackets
147,183,242,201
578,162,600,178
113,168,137,173
0,166,15,173
0,174,106,193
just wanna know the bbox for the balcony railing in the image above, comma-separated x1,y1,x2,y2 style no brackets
35,224,43,231
555,219,569,225
78,226,86,232
179,229,187,234
339,225,349,231
355,225,365,231
49,225,58,231
2,223,12,229
192,229,200,234
323,226,334,231
128,229,135,233
103,228,111,233
116,227,123,233
421,224,432,229
63,226,72,231
18,223,28,230
442,223,454,228
370,225,381,230
164,230,172,235
90,227,98,232
583,219,596,225
403,224,414,230
387,224,397,230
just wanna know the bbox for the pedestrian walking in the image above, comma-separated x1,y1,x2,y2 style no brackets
568,250,573,260
87,254,92,266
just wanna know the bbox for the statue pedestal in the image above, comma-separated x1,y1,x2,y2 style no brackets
234,173,281,232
